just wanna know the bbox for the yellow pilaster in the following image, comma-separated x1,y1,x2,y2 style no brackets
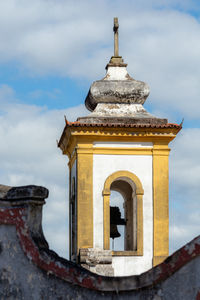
137,194,143,256
103,193,110,250
153,144,170,266
77,144,93,252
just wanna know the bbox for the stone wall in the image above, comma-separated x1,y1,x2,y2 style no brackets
0,184,200,300
79,248,114,276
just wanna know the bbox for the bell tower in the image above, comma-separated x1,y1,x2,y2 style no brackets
58,18,181,276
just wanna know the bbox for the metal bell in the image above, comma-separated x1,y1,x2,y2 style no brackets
110,224,121,239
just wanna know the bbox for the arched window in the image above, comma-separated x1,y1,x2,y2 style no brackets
109,190,125,251
103,171,144,256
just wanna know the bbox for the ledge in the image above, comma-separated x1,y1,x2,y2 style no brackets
0,184,48,202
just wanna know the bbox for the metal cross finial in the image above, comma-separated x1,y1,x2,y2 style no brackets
113,17,119,57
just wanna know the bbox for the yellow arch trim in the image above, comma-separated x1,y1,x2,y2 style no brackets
103,170,144,196
103,170,143,255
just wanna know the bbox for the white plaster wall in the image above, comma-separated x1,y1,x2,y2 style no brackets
93,152,153,276
105,66,128,80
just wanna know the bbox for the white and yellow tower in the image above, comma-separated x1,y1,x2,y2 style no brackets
58,18,181,277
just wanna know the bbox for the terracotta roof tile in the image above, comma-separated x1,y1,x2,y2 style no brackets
65,120,182,129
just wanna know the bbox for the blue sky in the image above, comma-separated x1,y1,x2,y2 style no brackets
0,0,200,259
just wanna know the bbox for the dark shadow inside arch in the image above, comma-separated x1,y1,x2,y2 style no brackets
110,177,137,251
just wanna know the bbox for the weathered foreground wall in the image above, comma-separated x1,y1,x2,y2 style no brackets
0,184,200,300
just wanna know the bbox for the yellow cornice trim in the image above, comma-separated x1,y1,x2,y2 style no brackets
77,143,93,148
76,147,153,155
69,146,171,157
75,135,175,143
76,143,93,155
77,149,93,154
59,125,179,154
152,149,170,156
93,148,152,155
61,134,176,157
71,131,178,139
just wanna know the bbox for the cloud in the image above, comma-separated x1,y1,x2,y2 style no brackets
0,84,87,258
0,1,200,120
169,127,200,253
29,88,61,100
171,128,200,188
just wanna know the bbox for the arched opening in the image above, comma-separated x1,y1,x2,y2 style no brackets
103,171,144,255
109,190,125,251
110,178,137,251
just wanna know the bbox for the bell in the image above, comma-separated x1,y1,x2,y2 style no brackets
110,224,121,239
110,206,126,225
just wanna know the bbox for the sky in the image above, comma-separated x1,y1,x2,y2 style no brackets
0,0,200,258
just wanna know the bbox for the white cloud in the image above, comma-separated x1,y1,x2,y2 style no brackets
0,84,87,258
29,88,61,100
171,128,200,188
0,1,200,120
169,127,200,253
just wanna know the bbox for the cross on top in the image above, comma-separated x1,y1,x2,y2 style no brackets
113,17,119,57
106,17,126,68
